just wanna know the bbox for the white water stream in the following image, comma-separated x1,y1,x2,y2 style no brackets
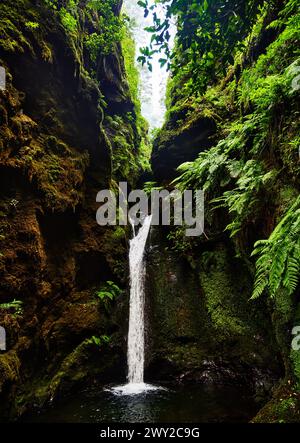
112,0,175,395
112,216,158,395
127,215,152,385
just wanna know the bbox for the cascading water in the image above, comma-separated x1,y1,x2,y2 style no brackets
127,215,152,385
112,216,159,395
111,0,175,395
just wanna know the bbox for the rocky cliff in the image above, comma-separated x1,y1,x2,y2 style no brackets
149,0,300,422
0,0,148,419
0,0,299,424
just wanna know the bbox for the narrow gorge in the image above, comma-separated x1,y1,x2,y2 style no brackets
0,0,300,424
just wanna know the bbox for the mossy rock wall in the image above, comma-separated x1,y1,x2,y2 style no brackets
145,227,281,396
149,0,300,421
0,0,147,419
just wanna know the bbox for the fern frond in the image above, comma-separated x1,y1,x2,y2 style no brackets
252,196,300,300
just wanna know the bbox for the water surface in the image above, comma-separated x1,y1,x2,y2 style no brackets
23,383,260,423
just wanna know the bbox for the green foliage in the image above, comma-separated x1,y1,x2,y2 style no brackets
0,0,38,53
18,137,89,212
85,0,125,61
25,21,39,30
85,33,106,61
173,128,277,238
110,127,140,182
251,196,300,300
43,0,124,55
0,300,23,317
59,8,77,32
143,181,163,195
173,123,249,197
121,20,151,172
43,0,79,33
95,281,122,301
138,0,265,95
173,2,300,240
213,161,277,237
88,335,111,347
105,113,150,184
166,226,194,254
43,0,59,10
122,24,141,112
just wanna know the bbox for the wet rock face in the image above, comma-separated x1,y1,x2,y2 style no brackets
98,44,134,115
151,115,217,183
0,0,137,418
145,227,283,395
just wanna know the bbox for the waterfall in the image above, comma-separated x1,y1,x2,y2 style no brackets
127,215,152,384
112,216,160,395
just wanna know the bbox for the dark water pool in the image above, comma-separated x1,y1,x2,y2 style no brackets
22,383,260,423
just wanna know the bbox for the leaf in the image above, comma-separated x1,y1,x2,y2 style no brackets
100,335,111,343
137,55,146,66
159,58,167,68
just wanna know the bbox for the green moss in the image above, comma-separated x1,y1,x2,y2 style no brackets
291,350,300,389
104,112,150,186
253,386,300,423
48,336,117,399
290,303,300,388
121,25,141,116
111,226,126,241
148,230,277,375
0,1,35,54
120,23,151,176
0,351,20,393
17,139,89,211
199,245,253,339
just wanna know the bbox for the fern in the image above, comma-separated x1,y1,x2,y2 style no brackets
143,181,163,196
95,281,122,301
212,161,276,237
173,111,266,199
88,335,111,347
251,196,300,299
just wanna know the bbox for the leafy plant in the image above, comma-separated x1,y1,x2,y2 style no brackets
213,161,277,237
251,196,300,300
138,0,265,95
85,0,125,61
59,9,77,32
172,126,245,198
0,299,23,316
95,281,122,301
166,226,194,254
43,0,58,9
143,181,163,196
25,21,39,30
42,0,78,32
88,335,111,347
172,1,300,240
